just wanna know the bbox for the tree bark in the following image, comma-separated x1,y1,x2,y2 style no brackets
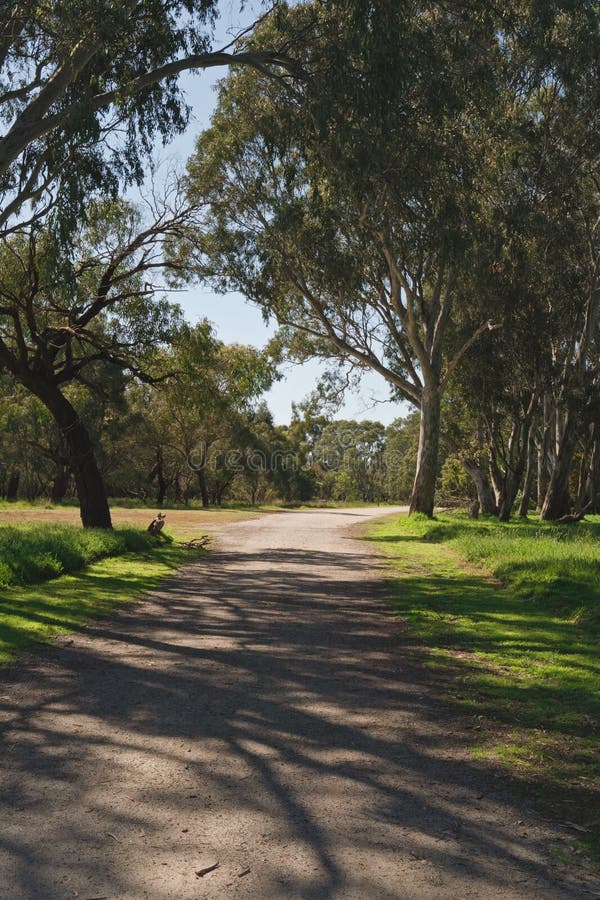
196,445,210,508
584,425,600,513
518,430,536,517
153,446,167,506
536,397,552,510
540,414,575,521
24,379,112,528
460,459,498,515
409,389,440,517
195,469,209,507
173,470,182,504
541,454,573,519
488,407,535,523
498,479,519,522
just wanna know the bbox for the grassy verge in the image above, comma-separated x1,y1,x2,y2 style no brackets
368,511,600,860
0,524,155,587
0,526,196,664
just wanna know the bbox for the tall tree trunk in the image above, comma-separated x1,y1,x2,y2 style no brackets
173,470,182,504
196,444,210,508
518,430,536,517
409,388,440,517
488,399,536,523
498,477,520,522
154,446,167,506
25,380,112,528
147,445,167,505
584,425,600,513
460,459,498,515
197,472,208,507
576,439,589,511
540,414,575,521
536,396,552,510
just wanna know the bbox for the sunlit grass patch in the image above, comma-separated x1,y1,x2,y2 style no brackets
0,523,156,587
0,527,195,664
368,511,600,860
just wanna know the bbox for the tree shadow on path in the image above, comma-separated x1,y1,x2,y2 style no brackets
0,543,595,899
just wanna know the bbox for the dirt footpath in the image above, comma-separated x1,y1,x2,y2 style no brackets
0,508,597,899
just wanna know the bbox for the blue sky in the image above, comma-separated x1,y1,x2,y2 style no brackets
150,2,409,426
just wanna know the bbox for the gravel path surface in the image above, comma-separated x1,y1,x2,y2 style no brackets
0,507,597,899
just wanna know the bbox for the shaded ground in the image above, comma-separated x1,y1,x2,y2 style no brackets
0,508,598,899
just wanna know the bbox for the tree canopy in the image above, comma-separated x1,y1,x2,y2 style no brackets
182,0,599,518
0,1,300,240
0,1,597,524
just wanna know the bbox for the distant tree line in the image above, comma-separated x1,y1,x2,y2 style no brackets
2,349,596,514
0,347,422,506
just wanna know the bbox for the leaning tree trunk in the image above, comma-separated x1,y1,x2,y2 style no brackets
25,380,112,528
461,459,498,515
409,388,440,517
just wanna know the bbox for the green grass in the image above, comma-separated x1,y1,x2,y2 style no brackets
0,525,195,664
368,511,600,860
0,523,156,587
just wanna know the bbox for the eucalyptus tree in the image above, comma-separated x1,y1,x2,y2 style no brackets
0,1,300,242
0,192,199,527
538,181,600,520
136,325,277,507
501,3,599,520
183,1,510,516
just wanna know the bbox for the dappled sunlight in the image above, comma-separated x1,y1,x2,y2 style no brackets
0,546,192,663
370,513,600,864
0,507,590,897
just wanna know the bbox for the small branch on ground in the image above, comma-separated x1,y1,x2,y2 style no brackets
179,536,211,550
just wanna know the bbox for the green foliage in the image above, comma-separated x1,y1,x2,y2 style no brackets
1,1,218,238
0,363,426,507
402,512,600,620
0,542,191,665
184,0,493,400
312,419,386,501
369,511,600,852
183,1,599,519
439,456,473,504
382,413,420,501
0,525,154,588
0,199,187,385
